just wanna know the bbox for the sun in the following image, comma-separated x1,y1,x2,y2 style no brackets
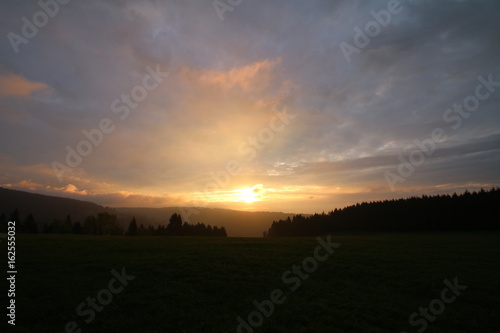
236,187,259,203
189,184,266,204
233,184,264,203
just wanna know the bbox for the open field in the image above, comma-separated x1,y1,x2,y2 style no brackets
5,233,500,332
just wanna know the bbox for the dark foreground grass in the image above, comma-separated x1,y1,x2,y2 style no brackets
4,233,500,332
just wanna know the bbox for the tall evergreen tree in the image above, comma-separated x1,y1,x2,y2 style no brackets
62,215,72,234
23,213,38,233
84,215,97,234
9,208,20,224
127,217,138,236
72,221,83,234
167,213,183,235
138,223,147,235
0,213,6,233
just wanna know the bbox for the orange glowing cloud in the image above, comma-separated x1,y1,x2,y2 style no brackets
2,179,45,191
56,184,89,195
0,73,50,98
180,58,281,93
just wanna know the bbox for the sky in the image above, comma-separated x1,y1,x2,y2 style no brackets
0,0,499,214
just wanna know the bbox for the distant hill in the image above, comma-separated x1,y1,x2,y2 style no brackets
115,207,296,237
0,187,112,227
0,188,296,237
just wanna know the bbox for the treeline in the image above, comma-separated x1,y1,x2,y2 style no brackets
0,210,227,237
128,213,227,237
0,210,124,235
266,188,500,237
0,209,39,234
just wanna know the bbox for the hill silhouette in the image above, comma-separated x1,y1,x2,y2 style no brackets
115,207,296,237
0,187,112,227
0,188,295,237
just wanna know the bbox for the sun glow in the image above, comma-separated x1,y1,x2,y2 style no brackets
233,185,263,203
188,184,268,205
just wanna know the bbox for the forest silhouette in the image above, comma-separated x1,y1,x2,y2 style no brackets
266,188,500,237
0,210,227,237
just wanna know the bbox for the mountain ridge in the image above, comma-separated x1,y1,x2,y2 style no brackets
0,187,297,237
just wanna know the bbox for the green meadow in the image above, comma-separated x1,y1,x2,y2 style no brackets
7,233,500,332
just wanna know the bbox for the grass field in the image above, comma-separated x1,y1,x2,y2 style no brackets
5,233,500,332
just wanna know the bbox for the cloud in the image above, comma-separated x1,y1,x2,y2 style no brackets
1,179,181,208
0,0,499,214
197,58,281,92
2,179,44,191
56,184,88,195
0,73,51,98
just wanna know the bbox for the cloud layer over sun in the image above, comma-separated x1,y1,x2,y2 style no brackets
1,0,499,213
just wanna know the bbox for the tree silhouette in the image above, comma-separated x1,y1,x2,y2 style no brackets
96,212,122,235
9,208,19,224
72,221,83,234
138,223,147,235
162,213,227,236
127,217,138,236
62,215,72,234
0,213,7,233
167,213,183,236
41,222,51,234
23,213,38,233
84,215,97,234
